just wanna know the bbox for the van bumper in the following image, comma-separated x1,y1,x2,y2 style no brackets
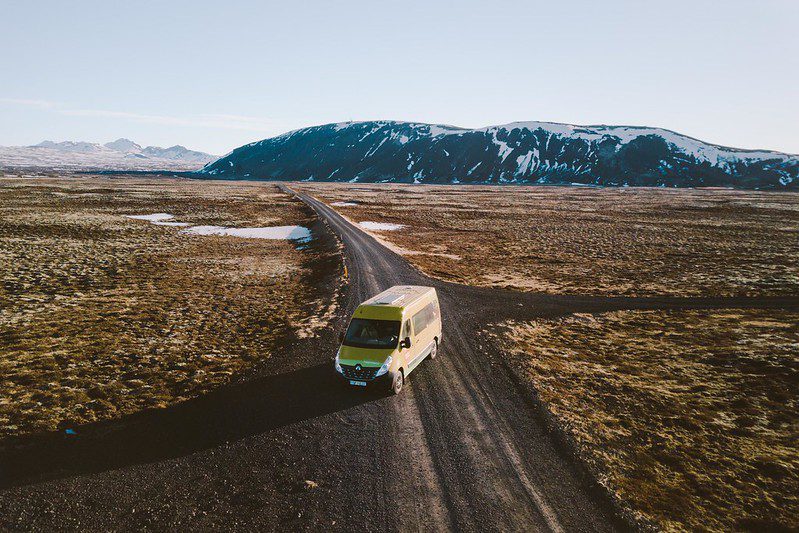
336,369,393,389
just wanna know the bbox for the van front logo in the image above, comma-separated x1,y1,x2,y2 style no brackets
355,364,362,371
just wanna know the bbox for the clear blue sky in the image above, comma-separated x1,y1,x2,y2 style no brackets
1,0,797,155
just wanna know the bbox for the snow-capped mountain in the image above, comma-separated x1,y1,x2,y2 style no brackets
140,144,212,163
35,140,103,153
0,139,216,171
103,138,142,153
199,121,798,189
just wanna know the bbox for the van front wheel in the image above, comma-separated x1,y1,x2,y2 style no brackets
391,371,404,395
430,340,438,360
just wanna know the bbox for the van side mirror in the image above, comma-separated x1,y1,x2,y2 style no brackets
400,336,411,349
338,332,344,343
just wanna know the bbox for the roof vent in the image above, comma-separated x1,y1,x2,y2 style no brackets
373,293,404,305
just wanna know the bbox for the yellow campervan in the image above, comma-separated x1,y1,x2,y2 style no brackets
334,285,442,394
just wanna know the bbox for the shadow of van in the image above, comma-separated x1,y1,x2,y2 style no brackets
0,363,380,488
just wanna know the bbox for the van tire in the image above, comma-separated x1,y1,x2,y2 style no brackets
391,370,404,395
430,340,438,360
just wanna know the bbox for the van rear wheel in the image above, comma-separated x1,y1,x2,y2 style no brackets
391,371,404,395
430,340,438,360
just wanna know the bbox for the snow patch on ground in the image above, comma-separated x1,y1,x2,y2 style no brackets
515,150,538,175
492,134,515,162
126,213,311,240
181,225,312,242
125,213,174,222
332,201,358,207
427,125,462,137
125,213,191,227
359,221,405,231
364,136,389,157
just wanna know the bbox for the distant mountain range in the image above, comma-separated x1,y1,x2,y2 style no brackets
199,121,798,189
0,138,215,171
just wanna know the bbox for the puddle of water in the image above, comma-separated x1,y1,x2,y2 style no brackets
181,225,312,242
359,221,405,231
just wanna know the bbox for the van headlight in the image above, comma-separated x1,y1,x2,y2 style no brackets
375,356,392,377
334,352,343,374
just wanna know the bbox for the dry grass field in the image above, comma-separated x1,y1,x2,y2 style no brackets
298,183,799,297
0,175,335,439
494,309,799,531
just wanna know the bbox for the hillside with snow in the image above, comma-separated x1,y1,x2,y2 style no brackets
0,138,216,171
199,121,798,189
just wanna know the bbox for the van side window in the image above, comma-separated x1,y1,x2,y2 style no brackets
411,311,424,335
402,319,411,339
412,303,437,334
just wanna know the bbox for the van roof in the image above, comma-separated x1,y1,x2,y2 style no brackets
362,285,435,307
354,285,436,321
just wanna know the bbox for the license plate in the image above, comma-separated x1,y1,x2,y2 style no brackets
349,380,367,387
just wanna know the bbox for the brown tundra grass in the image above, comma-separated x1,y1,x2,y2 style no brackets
0,176,334,439
496,309,798,531
298,182,799,297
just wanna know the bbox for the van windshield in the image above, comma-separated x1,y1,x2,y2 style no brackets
343,318,401,349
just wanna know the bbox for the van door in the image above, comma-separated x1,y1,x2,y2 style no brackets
409,304,432,371
433,297,442,340
399,318,413,369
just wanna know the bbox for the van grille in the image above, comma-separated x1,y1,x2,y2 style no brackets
341,364,378,381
